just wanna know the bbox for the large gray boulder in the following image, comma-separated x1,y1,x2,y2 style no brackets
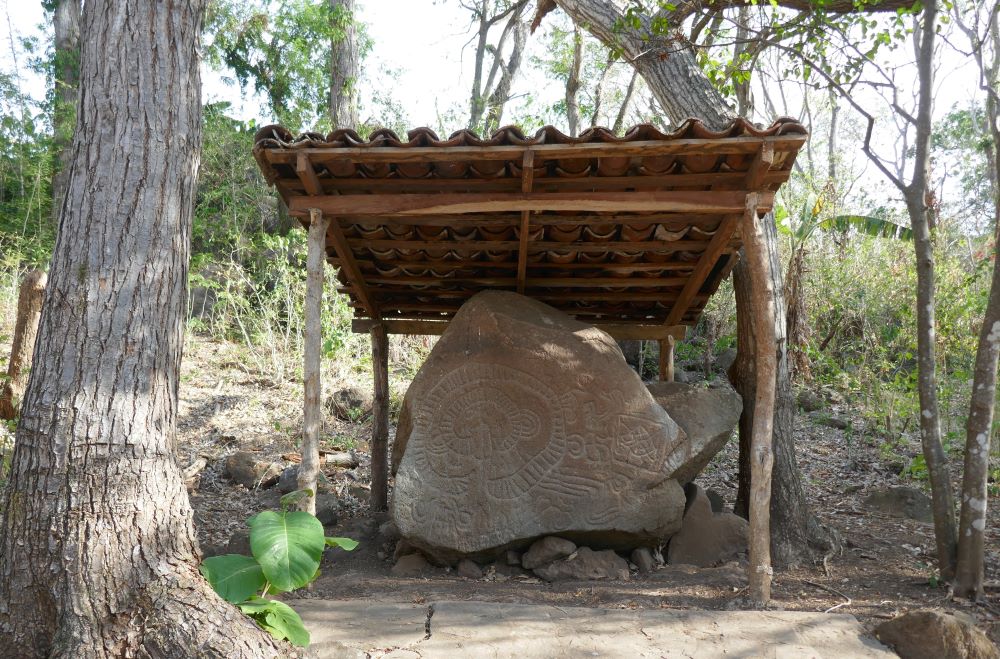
391,291,689,562
645,381,742,485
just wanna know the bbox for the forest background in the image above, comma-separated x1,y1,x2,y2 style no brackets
0,0,998,581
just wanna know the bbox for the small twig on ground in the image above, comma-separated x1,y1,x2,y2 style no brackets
802,579,852,613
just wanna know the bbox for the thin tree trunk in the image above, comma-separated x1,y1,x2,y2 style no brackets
590,52,614,127
50,0,81,227
954,0,1000,602
0,270,46,421
954,193,1000,599
565,27,583,137
483,16,528,134
611,70,638,135
904,0,958,581
0,2,282,654
330,0,359,128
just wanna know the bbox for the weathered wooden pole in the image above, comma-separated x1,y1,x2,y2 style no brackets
658,335,675,382
370,323,389,511
741,193,776,604
0,269,47,420
298,208,330,514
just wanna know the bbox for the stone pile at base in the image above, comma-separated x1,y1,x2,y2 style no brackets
391,290,742,567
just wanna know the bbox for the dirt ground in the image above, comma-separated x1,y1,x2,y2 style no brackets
177,334,1000,647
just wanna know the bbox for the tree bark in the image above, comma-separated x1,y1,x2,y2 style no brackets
330,0,359,128
483,14,529,134
550,0,831,566
954,0,1000,602
50,0,81,227
0,2,283,655
565,27,583,137
0,269,46,421
902,0,958,581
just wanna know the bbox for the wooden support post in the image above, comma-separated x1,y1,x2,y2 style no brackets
658,335,675,382
741,192,776,605
370,323,390,512
298,208,330,514
516,149,534,294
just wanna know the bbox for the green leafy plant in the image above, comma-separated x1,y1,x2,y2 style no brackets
200,489,358,647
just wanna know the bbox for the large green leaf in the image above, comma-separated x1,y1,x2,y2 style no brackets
199,554,266,604
820,214,913,240
324,536,359,551
248,510,325,592
238,597,311,647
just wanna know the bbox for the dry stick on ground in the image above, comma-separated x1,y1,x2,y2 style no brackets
0,269,46,420
298,208,330,514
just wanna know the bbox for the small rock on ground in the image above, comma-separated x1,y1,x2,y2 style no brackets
522,536,577,570
863,486,933,523
874,609,999,659
391,553,433,577
456,559,483,579
630,547,655,574
222,451,281,489
533,547,629,582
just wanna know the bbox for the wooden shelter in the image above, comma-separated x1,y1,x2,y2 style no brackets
252,118,807,603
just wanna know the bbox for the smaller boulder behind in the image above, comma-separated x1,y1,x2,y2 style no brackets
667,484,748,567
646,381,742,485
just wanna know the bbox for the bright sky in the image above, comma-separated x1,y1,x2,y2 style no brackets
0,0,986,219
1,0,980,127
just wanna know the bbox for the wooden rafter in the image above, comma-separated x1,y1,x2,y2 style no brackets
295,153,324,196
290,190,774,216
662,212,743,326
326,216,380,319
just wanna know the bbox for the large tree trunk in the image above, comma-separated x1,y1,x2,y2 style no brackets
49,0,81,227
549,0,830,565
330,0,359,128
0,269,47,421
0,2,282,655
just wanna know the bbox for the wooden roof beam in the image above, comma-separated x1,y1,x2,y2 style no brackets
264,134,807,164
341,238,731,253
744,144,775,189
351,318,687,340
326,215,380,320
289,190,773,216
663,209,745,327
295,153,324,196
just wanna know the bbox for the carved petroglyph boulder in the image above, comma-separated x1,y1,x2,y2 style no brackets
391,291,689,562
